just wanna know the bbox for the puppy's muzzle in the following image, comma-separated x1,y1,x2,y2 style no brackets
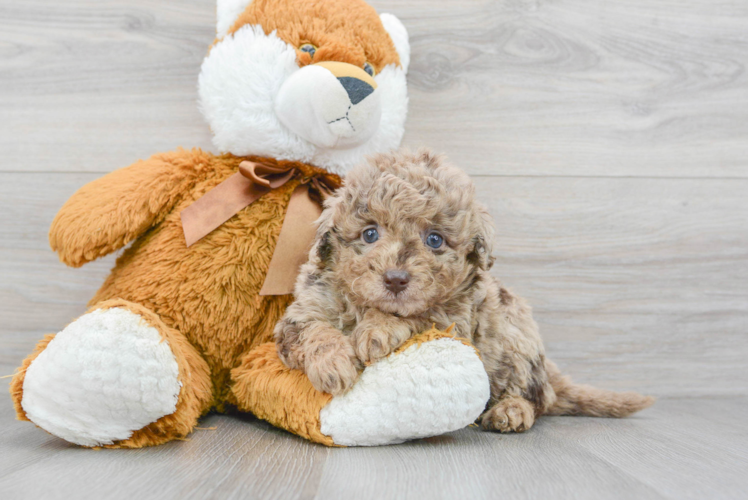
383,269,410,295
274,61,382,150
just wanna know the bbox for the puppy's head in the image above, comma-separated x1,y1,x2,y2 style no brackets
315,150,495,317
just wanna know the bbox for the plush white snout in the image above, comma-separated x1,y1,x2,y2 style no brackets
275,63,382,150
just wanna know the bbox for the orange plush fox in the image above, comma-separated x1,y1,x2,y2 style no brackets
10,0,494,448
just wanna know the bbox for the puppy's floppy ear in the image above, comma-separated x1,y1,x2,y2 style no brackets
312,194,341,269
316,231,334,268
468,204,496,271
380,13,410,73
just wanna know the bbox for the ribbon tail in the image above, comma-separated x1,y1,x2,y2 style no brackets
260,185,322,296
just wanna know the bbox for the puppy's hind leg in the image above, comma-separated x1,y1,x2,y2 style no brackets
481,395,536,433
479,354,555,433
474,286,556,433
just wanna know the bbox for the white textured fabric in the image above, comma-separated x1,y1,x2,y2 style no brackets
21,308,181,447
380,13,410,73
320,338,490,446
197,25,409,176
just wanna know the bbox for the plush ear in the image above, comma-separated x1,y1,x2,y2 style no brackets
216,0,253,38
380,13,410,73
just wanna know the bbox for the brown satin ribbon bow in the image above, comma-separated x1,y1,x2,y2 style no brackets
180,160,327,296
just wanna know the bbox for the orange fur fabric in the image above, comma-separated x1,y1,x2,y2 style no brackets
73,150,338,407
230,343,335,446
11,149,340,446
226,0,401,73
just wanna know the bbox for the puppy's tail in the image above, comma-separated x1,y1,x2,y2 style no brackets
544,359,655,418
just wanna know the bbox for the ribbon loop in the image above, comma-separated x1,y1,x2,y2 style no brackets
238,161,295,189
180,161,298,248
180,159,339,295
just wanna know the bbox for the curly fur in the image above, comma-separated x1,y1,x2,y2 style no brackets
276,150,655,432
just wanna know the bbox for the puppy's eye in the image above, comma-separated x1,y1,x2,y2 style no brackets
362,227,379,244
300,44,317,58
363,62,375,76
425,232,444,249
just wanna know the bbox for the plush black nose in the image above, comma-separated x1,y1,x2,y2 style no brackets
338,77,374,105
383,269,410,295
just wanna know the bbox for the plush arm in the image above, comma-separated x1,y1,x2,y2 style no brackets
49,149,207,267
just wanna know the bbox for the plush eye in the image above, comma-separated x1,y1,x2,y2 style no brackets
300,44,317,58
425,232,444,249
362,227,379,244
363,62,375,76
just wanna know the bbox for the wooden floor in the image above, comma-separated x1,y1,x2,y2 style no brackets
1,0,747,498
0,390,745,500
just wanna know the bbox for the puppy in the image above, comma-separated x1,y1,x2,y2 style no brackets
275,150,653,433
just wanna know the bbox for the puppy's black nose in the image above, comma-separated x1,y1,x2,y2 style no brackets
338,77,375,105
383,269,410,295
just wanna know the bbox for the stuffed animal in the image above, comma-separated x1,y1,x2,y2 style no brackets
9,0,491,448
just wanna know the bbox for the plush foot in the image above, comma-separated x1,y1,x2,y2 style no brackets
18,307,183,447
481,396,536,433
233,329,490,447
319,330,490,446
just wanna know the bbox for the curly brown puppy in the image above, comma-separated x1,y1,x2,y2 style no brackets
275,150,654,433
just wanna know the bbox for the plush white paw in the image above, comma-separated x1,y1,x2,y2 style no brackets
319,337,490,446
21,307,181,446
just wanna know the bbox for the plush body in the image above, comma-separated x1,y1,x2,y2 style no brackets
13,152,337,447
66,152,337,405
276,150,655,432
10,0,493,448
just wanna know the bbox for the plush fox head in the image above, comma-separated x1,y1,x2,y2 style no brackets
199,0,410,174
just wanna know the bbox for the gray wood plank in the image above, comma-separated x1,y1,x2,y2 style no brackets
315,397,748,500
0,394,329,500
395,0,748,178
2,0,748,177
0,0,215,174
564,398,748,499
1,173,745,396
315,420,667,500
476,176,748,396
0,173,115,367
2,383,746,500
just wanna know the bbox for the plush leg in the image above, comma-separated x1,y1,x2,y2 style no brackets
10,299,212,448
230,328,490,447
230,342,336,446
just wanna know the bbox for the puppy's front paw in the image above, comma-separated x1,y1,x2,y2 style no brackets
305,337,360,396
353,319,411,364
353,323,391,364
481,396,536,433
